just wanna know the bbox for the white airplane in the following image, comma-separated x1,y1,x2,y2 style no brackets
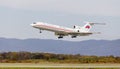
31,22,105,38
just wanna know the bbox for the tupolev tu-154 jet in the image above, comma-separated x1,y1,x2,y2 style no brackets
31,22,105,39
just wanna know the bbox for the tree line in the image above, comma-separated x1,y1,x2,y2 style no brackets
0,51,120,63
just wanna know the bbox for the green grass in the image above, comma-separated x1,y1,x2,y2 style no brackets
0,68,119,69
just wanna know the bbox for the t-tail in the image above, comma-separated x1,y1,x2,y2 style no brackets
82,22,106,32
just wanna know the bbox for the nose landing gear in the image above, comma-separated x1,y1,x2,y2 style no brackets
39,30,42,33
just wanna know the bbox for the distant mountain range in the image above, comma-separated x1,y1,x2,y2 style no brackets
0,37,120,56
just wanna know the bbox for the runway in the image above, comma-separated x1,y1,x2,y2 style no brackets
0,63,120,68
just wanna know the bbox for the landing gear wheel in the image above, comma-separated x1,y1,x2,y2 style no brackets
39,30,42,33
58,35,63,39
58,36,63,39
71,36,77,38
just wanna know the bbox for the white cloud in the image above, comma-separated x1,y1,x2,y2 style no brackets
0,0,120,16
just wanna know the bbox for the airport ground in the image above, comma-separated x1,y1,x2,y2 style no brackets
0,63,120,68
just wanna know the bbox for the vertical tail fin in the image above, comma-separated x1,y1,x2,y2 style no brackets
82,22,105,32
82,22,92,32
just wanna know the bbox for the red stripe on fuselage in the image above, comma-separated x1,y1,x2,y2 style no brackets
37,24,73,33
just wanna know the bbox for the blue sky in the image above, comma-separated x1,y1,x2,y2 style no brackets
0,0,120,41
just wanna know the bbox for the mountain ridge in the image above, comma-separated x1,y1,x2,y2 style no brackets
0,37,120,56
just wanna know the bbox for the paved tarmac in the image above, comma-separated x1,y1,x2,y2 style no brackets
0,63,120,68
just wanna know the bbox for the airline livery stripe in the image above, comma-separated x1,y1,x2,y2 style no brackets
38,24,73,32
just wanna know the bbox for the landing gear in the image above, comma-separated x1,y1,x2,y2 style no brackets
39,30,42,33
58,36,63,39
71,35,77,38
58,35,63,39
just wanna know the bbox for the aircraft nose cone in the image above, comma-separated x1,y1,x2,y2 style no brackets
30,24,34,26
31,22,37,26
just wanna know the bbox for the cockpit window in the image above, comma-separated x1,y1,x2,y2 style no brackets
33,22,36,24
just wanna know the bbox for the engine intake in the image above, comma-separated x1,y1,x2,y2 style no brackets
73,25,80,29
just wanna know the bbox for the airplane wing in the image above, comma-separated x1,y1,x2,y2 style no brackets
68,32,93,36
68,32,100,36
54,30,73,36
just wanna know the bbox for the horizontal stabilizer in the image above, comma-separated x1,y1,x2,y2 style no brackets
88,22,106,25
92,32,101,34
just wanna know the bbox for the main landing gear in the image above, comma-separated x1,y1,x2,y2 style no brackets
58,35,63,39
71,35,77,38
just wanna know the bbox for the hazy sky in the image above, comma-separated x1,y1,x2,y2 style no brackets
0,0,120,41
